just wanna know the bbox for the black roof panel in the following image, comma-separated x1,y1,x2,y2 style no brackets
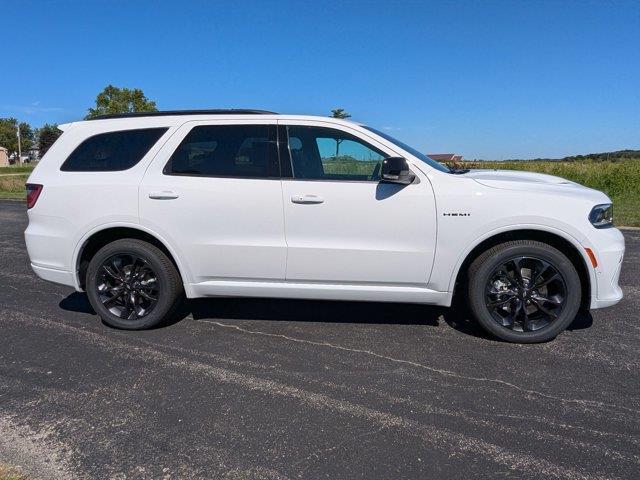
88,109,278,120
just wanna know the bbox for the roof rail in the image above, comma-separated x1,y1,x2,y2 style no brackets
87,109,278,120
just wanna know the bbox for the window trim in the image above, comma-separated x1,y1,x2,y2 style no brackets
277,125,293,179
60,127,169,173
281,124,390,183
162,124,282,180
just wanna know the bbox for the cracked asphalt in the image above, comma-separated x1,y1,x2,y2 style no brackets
1,199,639,480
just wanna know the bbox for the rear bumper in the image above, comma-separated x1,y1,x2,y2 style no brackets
30,263,77,288
25,211,81,290
25,212,75,271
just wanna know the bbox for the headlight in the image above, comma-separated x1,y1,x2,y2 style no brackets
589,203,613,229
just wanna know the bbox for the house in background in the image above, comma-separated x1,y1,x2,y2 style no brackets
427,153,463,163
26,147,39,163
0,147,9,167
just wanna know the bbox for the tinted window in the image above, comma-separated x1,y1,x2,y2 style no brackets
61,128,167,172
165,125,278,178
286,126,387,181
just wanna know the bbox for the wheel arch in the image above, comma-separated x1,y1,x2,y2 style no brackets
451,228,592,310
74,225,189,293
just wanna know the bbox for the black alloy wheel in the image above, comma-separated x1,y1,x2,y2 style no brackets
96,253,160,320
86,238,183,330
485,256,567,332
468,240,581,343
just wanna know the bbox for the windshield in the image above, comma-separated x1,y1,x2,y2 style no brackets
363,126,450,173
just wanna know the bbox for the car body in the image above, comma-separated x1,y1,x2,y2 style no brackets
24,110,625,342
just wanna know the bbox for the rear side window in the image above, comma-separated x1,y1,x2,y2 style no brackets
61,128,168,172
164,125,278,178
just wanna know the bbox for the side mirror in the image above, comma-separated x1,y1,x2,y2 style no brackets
380,157,416,185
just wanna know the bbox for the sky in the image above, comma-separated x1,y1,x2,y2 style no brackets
1,0,638,159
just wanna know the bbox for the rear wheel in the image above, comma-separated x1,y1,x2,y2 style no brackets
468,240,581,343
86,239,183,330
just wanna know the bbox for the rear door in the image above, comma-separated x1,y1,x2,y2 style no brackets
139,119,287,285
278,120,437,285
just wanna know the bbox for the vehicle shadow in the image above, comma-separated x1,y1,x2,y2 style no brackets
58,292,593,339
59,291,95,315
567,309,594,331
182,297,499,339
186,297,443,326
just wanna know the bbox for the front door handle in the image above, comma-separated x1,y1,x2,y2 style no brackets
291,194,324,204
149,191,179,200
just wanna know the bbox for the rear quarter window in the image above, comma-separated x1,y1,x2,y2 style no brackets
61,128,168,172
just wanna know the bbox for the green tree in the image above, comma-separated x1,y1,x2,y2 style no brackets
0,118,34,161
330,108,351,119
85,85,158,119
37,124,62,158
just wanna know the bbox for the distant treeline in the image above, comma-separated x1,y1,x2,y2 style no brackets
477,150,640,162
559,150,640,162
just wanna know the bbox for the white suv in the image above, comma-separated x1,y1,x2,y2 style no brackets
25,110,624,343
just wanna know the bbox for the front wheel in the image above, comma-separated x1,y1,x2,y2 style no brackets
86,239,183,330
467,240,582,343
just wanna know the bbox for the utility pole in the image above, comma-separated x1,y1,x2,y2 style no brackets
16,124,22,165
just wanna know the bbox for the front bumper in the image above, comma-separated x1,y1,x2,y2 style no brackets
587,227,625,309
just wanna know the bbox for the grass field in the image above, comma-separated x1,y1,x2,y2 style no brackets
0,174,30,200
0,164,36,200
1,159,638,226
459,159,640,226
0,165,36,175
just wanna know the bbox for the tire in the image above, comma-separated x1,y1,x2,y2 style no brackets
467,240,581,343
86,239,183,330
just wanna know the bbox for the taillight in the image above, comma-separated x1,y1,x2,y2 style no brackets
26,183,43,209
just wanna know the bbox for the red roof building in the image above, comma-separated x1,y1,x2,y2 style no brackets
427,153,463,162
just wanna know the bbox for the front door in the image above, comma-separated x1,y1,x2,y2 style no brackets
279,121,437,285
140,120,287,285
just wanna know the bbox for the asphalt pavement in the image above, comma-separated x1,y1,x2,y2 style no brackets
1,200,638,479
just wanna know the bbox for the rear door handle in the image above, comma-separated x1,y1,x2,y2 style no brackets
148,191,179,200
291,194,324,204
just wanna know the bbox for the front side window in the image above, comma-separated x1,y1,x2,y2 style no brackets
286,126,387,181
164,125,278,178
61,128,168,172
363,126,450,174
